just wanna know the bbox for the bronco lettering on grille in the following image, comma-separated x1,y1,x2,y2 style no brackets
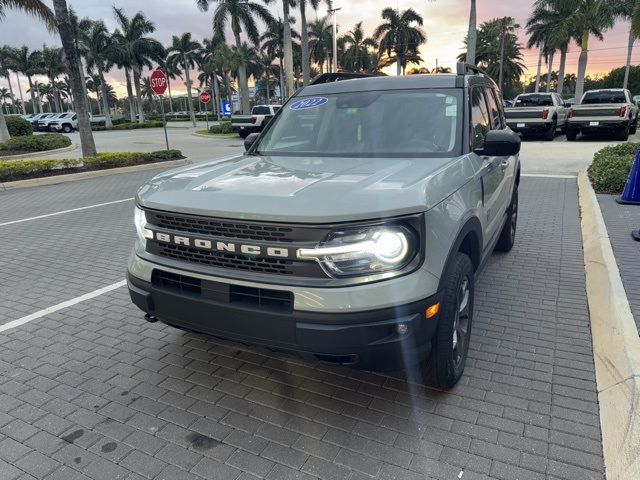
152,231,291,258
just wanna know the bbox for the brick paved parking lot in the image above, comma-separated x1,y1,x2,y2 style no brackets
0,173,604,480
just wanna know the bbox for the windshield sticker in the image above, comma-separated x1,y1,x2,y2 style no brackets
290,97,328,110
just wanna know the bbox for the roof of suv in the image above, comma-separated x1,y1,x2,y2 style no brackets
299,74,493,96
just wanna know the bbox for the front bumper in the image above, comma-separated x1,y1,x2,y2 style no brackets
127,268,440,371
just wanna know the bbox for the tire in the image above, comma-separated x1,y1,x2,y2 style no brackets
618,125,630,141
239,130,249,139
62,124,72,133
423,253,474,389
494,188,518,253
566,127,578,141
630,121,637,135
544,119,556,141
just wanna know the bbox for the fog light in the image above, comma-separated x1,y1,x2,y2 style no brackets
425,303,440,319
396,323,408,335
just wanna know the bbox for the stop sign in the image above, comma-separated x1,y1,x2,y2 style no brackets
199,91,212,104
150,70,167,95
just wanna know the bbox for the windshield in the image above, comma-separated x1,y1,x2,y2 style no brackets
255,89,462,157
513,94,553,107
582,91,627,104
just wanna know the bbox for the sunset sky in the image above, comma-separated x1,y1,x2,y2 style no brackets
0,0,637,98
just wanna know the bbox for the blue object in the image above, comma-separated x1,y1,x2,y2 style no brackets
289,97,328,110
220,101,231,116
617,149,640,205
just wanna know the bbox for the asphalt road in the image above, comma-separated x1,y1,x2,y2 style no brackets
0,140,606,480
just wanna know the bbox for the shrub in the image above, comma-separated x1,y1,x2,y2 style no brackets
209,121,234,134
588,143,639,193
5,116,33,136
0,133,71,152
92,120,163,131
0,149,184,182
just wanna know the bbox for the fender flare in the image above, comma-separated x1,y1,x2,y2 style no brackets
437,216,483,293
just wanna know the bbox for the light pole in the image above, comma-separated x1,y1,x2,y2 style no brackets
328,7,341,73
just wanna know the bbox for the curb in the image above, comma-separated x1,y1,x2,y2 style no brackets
0,143,77,160
578,169,640,480
192,132,238,139
0,158,191,191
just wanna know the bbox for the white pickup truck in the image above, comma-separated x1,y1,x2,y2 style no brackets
231,105,281,138
48,112,78,133
505,92,568,141
567,88,638,141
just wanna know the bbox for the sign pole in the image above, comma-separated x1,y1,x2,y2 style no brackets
160,94,169,151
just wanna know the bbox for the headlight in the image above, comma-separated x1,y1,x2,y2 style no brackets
134,206,153,244
297,225,417,277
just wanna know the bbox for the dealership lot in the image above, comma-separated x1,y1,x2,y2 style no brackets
0,141,611,480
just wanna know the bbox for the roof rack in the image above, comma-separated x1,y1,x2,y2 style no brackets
310,72,375,85
456,63,487,77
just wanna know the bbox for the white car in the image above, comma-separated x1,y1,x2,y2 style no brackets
48,112,77,133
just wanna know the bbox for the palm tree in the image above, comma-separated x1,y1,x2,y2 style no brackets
261,18,300,101
374,8,426,76
526,13,555,93
298,0,331,86
140,76,156,111
112,7,164,123
82,20,116,128
308,17,332,74
9,46,43,114
196,0,274,114
69,7,93,119
41,46,66,112
490,17,520,92
167,33,201,127
158,57,181,114
620,0,640,89
281,0,295,99
467,0,477,65
253,53,276,103
341,22,377,72
0,46,17,114
0,87,12,113
52,0,97,156
200,36,224,119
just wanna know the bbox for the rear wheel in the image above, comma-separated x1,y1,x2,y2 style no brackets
566,127,578,141
423,253,474,389
630,120,637,135
618,124,630,141
544,119,557,141
495,188,518,253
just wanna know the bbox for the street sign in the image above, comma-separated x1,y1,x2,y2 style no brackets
150,70,168,95
199,91,212,104
221,101,231,117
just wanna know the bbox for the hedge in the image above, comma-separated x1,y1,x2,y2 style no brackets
209,121,234,134
92,120,164,131
0,133,71,153
5,116,33,136
0,149,184,182
588,142,639,194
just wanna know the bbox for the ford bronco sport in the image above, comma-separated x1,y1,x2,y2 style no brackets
128,64,521,388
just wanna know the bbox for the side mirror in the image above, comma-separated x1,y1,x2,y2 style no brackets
244,132,260,152
477,129,521,157
564,102,572,108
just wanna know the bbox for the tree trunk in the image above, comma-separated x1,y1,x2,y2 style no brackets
132,65,145,122
184,55,197,126
124,67,135,122
279,58,285,102
78,57,90,114
624,25,634,90
466,0,477,65
545,51,554,92
99,70,113,129
282,0,295,99
52,0,96,157
534,48,543,93
265,74,270,103
27,76,37,114
396,56,401,76
167,75,174,113
36,84,43,113
5,74,16,114
574,30,589,104
0,111,9,141
15,72,26,115
213,73,221,120
557,46,567,95
96,90,103,115
233,32,251,114
300,0,310,86
498,31,506,92
53,86,62,112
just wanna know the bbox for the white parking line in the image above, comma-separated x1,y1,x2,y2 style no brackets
522,173,577,179
0,198,134,227
0,280,126,333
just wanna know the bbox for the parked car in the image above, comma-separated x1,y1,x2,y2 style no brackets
29,113,53,129
48,112,77,133
567,88,638,141
36,113,64,131
231,104,281,138
505,92,567,140
127,63,521,388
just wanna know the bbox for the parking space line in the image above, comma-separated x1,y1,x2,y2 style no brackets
0,198,134,227
0,280,126,333
522,173,577,179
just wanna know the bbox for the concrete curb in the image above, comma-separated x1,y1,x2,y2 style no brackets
0,143,77,160
578,169,640,480
191,132,238,139
0,158,191,191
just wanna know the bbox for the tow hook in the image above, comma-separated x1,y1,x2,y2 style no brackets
144,314,158,323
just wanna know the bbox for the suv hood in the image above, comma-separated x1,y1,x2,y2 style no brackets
137,154,475,223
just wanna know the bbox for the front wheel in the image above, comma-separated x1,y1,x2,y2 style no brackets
566,127,578,141
495,188,518,253
544,119,556,141
423,253,474,389
62,124,72,133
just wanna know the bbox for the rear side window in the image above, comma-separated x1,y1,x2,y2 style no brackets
471,88,491,149
252,106,270,115
582,91,627,104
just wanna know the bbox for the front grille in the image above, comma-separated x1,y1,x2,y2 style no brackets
148,211,296,242
152,270,293,312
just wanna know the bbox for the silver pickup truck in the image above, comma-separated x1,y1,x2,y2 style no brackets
231,104,281,138
505,92,567,141
567,88,638,141
128,65,521,388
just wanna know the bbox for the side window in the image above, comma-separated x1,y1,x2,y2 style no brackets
471,87,491,149
486,88,504,129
